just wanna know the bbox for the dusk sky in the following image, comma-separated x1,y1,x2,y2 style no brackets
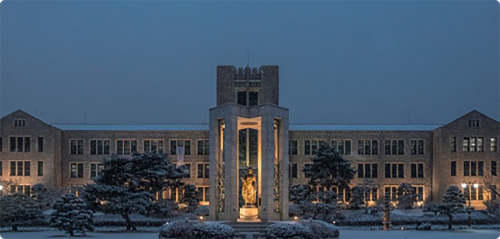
1,1,498,125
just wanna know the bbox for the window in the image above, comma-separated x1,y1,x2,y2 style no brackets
70,140,84,155
451,137,456,152
37,137,44,152
469,120,480,127
290,163,298,178
463,161,484,177
304,140,324,155
9,136,30,152
463,137,484,152
0,137,3,152
491,138,497,152
70,163,84,178
144,139,164,154
304,164,313,178
384,163,404,178
289,140,298,155
451,161,456,176
197,140,209,155
116,139,137,155
14,119,26,127
249,91,258,106
170,140,191,155
492,161,497,176
411,163,424,178
179,163,191,178
237,91,247,106
196,186,210,202
357,163,378,178
10,185,31,196
197,163,210,178
90,163,104,178
10,161,30,176
411,140,424,155
411,186,425,201
385,140,404,155
90,140,111,155
38,161,43,176
464,185,484,200
357,140,377,155
0,161,2,176
384,186,400,201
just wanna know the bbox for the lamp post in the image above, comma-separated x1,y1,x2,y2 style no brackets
461,182,479,228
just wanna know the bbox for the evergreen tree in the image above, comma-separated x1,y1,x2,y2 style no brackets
397,183,417,209
0,193,44,231
181,184,199,213
303,143,355,192
438,186,466,230
349,187,365,209
50,194,94,236
289,184,313,203
84,153,184,230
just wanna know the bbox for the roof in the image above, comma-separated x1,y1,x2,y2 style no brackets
53,124,210,131
52,124,441,132
289,124,441,131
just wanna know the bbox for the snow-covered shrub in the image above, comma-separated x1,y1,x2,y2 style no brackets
349,187,365,209
195,205,210,216
50,194,94,236
0,193,45,231
298,201,344,222
159,220,234,239
150,199,180,218
397,183,417,209
367,206,383,215
423,202,440,215
289,203,303,217
192,223,234,239
266,220,339,239
416,221,432,230
181,184,199,213
484,199,500,216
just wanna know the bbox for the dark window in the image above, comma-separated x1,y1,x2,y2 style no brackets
312,140,318,155
249,91,258,106
0,161,2,176
197,187,203,201
10,161,16,176
398,164,404,178
478,185,483,200
304,140,311,155
290,140,298,155
24,137,30,152
372,163,378,178
38,161,43,176
184,140,191,155
372,140,378,155
411,164,417,178
478,161,484,176
204,140,209,155
170,141,177,155
78,163,84,178
392,164,397,178
198,164,204,178
418,163,424,178
418,140,424,155
345,140,351,155
384,140,390,155
365,164,371,178
38,137,44,152
304,164,313,178
91,140,97,155
91,163,97,178
471,161,477,176
385,163,390,178
0,137,3,152
182,164,191,178
364,140,371,155
398,140,404,155
17,137,23,152
451,161,457,176
451,137,456,152
237,91,247,106
204,164,209,178
291,163,298,178
492,161,497,176
411,140,417,155
198,140,204,155
357,140,364,155
17,161,23,176
10,137,16,152
358,164,364,178
464,161,470,176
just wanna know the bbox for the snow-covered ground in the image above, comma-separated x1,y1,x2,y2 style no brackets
1,229,499,239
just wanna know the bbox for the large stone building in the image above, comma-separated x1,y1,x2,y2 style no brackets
0,65,498,221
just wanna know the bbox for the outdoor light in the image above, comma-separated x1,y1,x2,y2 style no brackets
0,185,3,191
461,183,467,189
473,183,479,189
199,216,204,221
293,216,299,221
332,221,336,225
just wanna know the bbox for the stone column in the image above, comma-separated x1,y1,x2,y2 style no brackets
260,113,275,222
224,114,239,222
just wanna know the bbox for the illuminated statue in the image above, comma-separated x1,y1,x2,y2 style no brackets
241,168,257,205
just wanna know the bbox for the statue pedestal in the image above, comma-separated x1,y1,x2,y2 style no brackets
238,205,260,222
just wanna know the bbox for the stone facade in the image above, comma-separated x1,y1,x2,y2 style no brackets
0,65,499,214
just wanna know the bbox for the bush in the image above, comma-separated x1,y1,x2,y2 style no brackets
416,221,432,231
50,194,94,236
195,206,210,216
159,220,234,239
266,220,339,239
150,199,180,218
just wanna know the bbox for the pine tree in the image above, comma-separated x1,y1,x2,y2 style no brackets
0,193,45,231
289,184,313,203
181,184,199,213
438,186,466,230
304,143,355,192
397,183,417,209
84,153,184,230
349,187,365,209
50,194,94,236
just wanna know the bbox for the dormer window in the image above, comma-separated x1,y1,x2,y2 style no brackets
469,120,480,127
14,119,26,127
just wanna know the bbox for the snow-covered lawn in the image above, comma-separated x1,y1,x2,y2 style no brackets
1,229,499,239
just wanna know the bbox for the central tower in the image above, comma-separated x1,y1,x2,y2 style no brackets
209,65,289,222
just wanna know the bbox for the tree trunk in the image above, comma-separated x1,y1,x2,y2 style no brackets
12,225,18,231
69,229,74,236
122,213,136,231
448,214,453,230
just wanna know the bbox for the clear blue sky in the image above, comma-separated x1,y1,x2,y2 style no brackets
1,1,498,125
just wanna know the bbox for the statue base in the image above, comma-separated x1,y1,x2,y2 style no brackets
238,205,259,222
